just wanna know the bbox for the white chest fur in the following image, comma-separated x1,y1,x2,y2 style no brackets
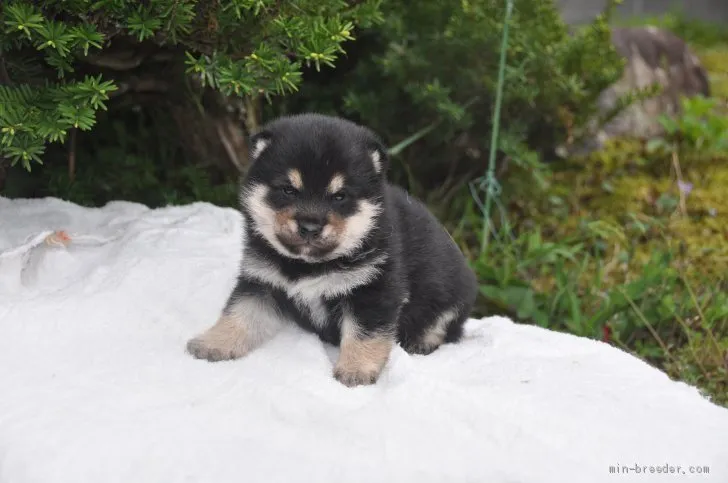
292,294,329,330
240,253,386,330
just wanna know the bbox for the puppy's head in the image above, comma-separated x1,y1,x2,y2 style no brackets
241,114,387,263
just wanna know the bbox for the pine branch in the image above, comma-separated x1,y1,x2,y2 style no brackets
0,0,384,170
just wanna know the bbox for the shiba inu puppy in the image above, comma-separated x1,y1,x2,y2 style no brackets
187,114,478,387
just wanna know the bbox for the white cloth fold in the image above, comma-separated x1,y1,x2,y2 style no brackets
0,196,726,483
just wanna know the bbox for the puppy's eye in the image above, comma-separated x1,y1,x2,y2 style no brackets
281,186,297,196
332,192,346,202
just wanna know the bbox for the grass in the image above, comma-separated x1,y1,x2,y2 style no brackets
454,14,728,406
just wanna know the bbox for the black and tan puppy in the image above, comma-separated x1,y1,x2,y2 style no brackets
186,113,478,387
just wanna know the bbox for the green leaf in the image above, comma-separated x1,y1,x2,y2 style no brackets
34,21,75,57
127,7,162,42
70,25,104,56
3,3,44,38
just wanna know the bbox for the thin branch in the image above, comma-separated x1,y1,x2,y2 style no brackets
68,128,77,182
0,53,13,85
671,149,687,217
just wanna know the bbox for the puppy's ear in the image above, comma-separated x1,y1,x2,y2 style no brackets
249,131,272,161
368,141,388,176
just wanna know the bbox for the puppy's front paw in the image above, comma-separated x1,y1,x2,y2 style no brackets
333,365,380,387
186,336,240,362
333,335,393,387
186,315,248,362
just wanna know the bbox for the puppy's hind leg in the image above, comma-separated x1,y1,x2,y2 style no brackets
187,278,284,362
404,307,462,355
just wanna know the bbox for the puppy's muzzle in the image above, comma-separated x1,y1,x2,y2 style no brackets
296,216,325,240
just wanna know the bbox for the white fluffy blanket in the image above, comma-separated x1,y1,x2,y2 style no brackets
1,196,727,483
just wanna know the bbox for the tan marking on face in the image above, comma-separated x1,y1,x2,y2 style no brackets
318,212,346,249
329,200,381,258
327,173,345,194
334,335,393,387
274,207,297,236
288,169,303,190
326,212,347,237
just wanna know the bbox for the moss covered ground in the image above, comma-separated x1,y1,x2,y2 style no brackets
465,18,728,406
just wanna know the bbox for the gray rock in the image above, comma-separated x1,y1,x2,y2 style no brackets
557,0,728,25
559,26,710,157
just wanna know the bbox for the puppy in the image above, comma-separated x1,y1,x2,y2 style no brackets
186,113,478,387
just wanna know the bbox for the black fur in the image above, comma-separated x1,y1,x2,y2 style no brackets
191,113,478,384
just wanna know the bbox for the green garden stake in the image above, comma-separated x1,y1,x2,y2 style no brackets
480,0,514,253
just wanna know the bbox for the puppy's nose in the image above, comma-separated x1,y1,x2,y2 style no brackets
297,219,324,238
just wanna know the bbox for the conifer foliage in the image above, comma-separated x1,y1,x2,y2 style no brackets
0,0,382,170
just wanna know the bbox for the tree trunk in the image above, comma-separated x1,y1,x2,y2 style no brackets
80,36,257,176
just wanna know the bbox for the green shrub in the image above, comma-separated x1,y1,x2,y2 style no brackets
443,16,728,406
2,110,239,207
276,0,624,196
466,219,728,406
0,0,382,170
663,96,728,150
457,86,728,405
